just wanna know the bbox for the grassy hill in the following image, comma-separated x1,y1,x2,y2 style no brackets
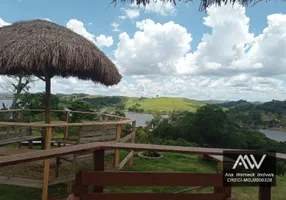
74,94,206,113
124,97,205,113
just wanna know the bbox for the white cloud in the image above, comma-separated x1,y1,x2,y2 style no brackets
22,75,286,102
111,22,120,32
66,19,96,43
0,18,10,27
96,34,114,47
132,1,176,16
119,8,140,20
115,3,286,80
178,5,286,78
115,19,192,75
66,19,114,47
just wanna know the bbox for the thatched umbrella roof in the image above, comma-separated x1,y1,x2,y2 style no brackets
0,19,121,86
0,19,122,123
114,0,279,11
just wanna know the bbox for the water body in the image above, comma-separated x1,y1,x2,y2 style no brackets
125,112,169,127
257,129,286,142
0,99,12,108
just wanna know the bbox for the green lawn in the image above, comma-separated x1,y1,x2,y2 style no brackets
0,151,285,200
125,97,205,113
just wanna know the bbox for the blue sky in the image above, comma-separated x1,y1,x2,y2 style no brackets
0,0,285,101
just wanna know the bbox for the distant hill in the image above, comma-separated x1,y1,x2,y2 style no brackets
124,97,206,113
68,95,206,113
218,99,253,108
201,100,230,104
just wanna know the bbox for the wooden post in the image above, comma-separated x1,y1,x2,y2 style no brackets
129,121,136,167
64,111,69,145
103,114,107,121
259,186,271,200
93,149,105,193
42,126,52,200
74,171,88,197
17,110,23,121
114,124,122,169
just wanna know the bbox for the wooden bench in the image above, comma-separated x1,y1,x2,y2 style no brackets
0,126,42,148
74,171,236,200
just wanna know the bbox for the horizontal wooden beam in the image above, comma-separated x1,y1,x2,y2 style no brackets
78,172,223,186
79,193,225,200
0,176,42,188
0,119,135,128
0,142,106,166
1,142,286,166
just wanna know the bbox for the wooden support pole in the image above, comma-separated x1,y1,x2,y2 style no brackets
114,124,122,169
103,114,107,121
28,140,33,149
64,111,69,146
17,110,23,121
129,121,136,167
259,186,271,200
42,126,52,200
93,149,105,193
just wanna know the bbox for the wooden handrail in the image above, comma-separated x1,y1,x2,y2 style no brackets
0,119,135,127
1,142,285,167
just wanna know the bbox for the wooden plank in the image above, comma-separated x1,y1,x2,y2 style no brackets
119,132,134,143
79,193,225,200
119,151,133,170
114,125,122,169
0,136,43,146
103,143,245,156
0,119,136,127
80,125,117,132
259,186,271,200
0,142,104,166
79,172,223,186
81,130,116,137
2,142,286,167
93,149,105,193
0,176,42,188
80,135,116,143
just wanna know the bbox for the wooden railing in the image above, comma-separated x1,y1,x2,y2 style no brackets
0,142,283,200
75,170,232,200
0,109,136,200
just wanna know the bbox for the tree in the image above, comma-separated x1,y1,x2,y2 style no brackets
16,92,63,121
0,76,36,109
67,99,95,122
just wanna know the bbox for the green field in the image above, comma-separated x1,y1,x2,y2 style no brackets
125,97,206,113
0,151,285,200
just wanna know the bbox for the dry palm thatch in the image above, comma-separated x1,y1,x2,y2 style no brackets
112,0,275,11
0,19,121,86
0,19,122,123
